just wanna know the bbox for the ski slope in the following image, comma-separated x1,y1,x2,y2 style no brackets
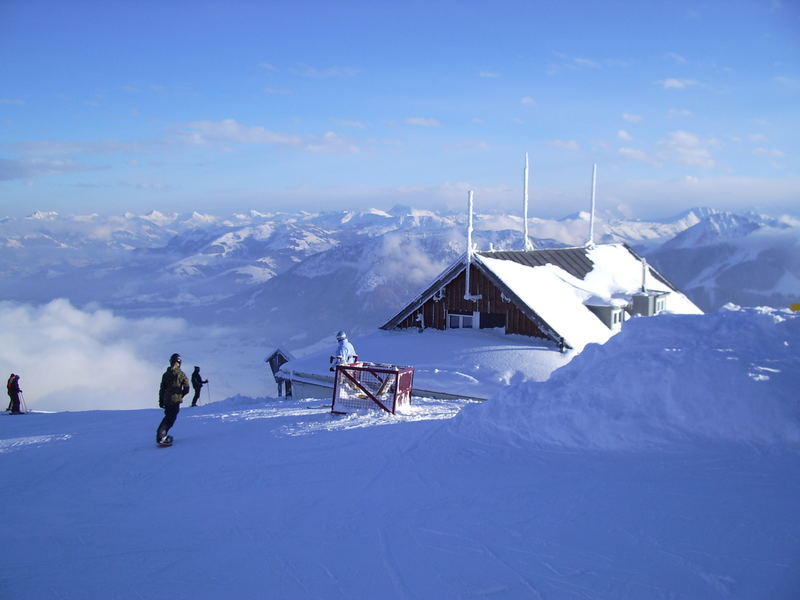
1,307,799,599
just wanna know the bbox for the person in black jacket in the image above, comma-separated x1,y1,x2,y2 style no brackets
190,366,208,407
157,353,189,444
6,374,22,414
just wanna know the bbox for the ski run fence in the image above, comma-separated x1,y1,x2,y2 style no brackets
331,362,414,415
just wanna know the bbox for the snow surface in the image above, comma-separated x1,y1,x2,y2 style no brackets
2,307,799,599
281,327,574,400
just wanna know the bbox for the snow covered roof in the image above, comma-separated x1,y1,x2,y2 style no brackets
383,243,701,351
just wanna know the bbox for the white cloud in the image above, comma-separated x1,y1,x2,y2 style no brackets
618,147,649,162
334,119,368,129
304,131,360,154
622,112,643,123
774,75,799,87
14,139,149,156
665,52,688,64
378,234,448,288
176,119,302,146
520,96,536,105
656,78,698,89
0,299,186,411
292,65,359,78
0,157,97,181
0,98,25,105
657,130,717,168
753,147,784,158
446,140,491,151
405,117,441,127
172,119,360,153
668,108,693,117
617,129,633,141
608,176,800,218
479,71,500,78
573,57,600,68
547,139,580,151
550,52,602,70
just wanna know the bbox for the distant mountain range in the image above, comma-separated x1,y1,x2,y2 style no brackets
1,206,798,352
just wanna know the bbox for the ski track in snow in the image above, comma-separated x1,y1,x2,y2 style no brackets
189,397,476,437
0,432,72,453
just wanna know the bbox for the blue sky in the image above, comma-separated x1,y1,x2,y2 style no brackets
1,0,798,219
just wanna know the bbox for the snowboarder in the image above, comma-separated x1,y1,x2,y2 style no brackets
190,366,208,407
6,374,22,414
156,353,189,445
330,330,358,371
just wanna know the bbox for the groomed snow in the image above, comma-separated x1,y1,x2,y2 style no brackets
2,307,799,599
281,327,575,400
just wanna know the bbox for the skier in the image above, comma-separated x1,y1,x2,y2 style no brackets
156,353,189,445
330,330,358,371
190,366,208,407
6,374,14,411
6,374,22,414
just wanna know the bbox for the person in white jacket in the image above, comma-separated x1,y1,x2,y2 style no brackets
330,330,357,370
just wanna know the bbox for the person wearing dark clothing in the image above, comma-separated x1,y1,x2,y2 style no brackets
156,353,189,444
190,366,208,407
6,374,14,411
6,374,22,414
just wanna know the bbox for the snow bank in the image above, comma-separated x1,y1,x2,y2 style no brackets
453,307,800,449
281,327,574,399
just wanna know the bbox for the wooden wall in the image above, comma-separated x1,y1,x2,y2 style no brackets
394,265,550,340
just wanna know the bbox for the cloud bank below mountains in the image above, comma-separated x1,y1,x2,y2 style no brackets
0,299,186,411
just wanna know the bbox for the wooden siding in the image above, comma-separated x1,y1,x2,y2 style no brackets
394,265,550,340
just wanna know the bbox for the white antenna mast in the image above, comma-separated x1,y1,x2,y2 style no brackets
464,190,482,301
466,190,474,264
641,257,648,293
587,163,597,247
523,152,534,250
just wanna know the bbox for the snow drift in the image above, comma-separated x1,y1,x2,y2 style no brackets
454,306,800,450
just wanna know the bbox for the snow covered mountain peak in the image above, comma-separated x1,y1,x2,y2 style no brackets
1,205,797,334
140,210,178,226
27,210,59,220
663,211,762,249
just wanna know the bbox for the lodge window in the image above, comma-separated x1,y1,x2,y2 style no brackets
448,312,474,329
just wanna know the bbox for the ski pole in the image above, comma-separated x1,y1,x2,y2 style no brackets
206,382,211,404
19,392,28,414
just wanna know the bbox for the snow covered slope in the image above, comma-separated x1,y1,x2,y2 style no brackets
3,206,787,322
1,308,798,599
1,206,797,376
648,212,800,311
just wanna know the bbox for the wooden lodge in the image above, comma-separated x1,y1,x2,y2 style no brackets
381,244,701,351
